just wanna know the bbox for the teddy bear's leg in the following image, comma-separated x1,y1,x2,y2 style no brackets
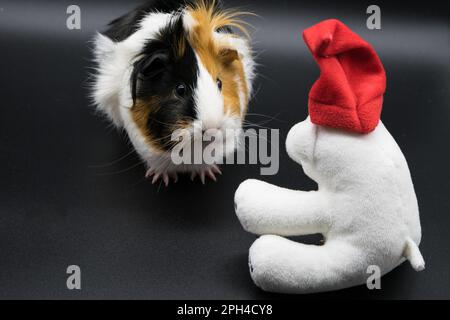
235,179,331,236
248,235,365,294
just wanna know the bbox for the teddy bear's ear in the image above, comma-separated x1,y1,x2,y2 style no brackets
285,117,318,164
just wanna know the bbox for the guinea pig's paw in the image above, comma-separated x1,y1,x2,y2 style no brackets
190,165,222,184
145,168,178,187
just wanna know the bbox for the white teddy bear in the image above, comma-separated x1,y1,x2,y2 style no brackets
234,19,424,294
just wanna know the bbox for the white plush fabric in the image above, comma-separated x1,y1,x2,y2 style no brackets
234,117,424,294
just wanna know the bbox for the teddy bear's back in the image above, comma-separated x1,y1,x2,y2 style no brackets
315,122,421,271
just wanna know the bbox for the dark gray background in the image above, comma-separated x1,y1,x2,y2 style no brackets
1,0,449,299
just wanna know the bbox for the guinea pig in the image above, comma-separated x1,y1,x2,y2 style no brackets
91,0,255,185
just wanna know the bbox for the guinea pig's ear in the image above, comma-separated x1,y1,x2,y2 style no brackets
131,51,169,102
93,33,115,60
139,51,169,79
219,48,239,65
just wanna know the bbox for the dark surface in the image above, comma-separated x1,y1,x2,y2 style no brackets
1,0,449,299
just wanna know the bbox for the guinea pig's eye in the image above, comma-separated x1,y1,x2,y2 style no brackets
175,83,187,97
216,78,223,91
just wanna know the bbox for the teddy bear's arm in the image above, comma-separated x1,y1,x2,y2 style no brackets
235,179,331,237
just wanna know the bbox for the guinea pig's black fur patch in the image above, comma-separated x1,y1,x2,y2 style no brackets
130,15,199,151
103,0,225,42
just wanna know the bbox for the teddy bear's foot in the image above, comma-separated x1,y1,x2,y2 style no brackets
249,235,366,294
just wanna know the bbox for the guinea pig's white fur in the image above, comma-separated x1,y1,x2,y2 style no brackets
92,8,255,183
235,117,424,294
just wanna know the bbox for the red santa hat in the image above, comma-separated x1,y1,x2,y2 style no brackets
302,19,386,134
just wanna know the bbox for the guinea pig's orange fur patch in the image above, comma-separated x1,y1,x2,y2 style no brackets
132,98,193,153
175,34,186,59
186,1,250,117
131,98,168,153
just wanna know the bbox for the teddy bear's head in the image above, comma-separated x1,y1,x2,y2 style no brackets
286,117,389,190
285,117,318,181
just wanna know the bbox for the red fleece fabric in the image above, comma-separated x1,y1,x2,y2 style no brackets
303,19,386,134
